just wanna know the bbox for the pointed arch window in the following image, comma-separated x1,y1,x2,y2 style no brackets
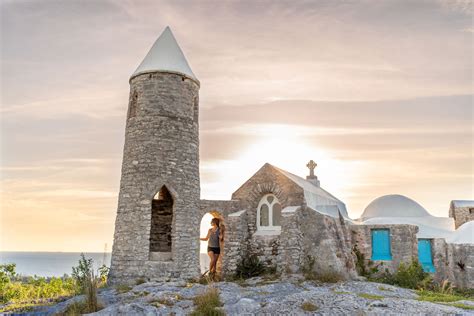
257,194,282,231
150,186,173,254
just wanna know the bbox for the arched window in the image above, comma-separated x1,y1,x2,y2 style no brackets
257,194,282,231
150,186,173,255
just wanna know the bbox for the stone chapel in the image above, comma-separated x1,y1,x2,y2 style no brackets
109,27,473,289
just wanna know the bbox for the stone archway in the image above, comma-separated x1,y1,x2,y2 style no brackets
199,211,225,275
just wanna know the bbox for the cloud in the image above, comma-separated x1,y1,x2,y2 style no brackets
1,0,472,251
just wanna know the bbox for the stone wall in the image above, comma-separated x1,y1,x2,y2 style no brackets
109,72,201,285
449,243,474,289
232,163,305,236
280,206,356,279
222,210,250,275
199,199,242,218
433,239,474,289
449,202,474,229
350,224,418,274
228,163,305,271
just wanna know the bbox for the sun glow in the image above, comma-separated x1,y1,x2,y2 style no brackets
200,124,363,208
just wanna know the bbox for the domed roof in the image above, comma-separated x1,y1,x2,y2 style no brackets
447,221,474,244
361,194,430,220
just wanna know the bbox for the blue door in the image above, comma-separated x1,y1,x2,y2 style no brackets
371,229,392,260
418,239,435,273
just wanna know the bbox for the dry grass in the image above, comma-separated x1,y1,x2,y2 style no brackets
301,301,318,311
190,286,224,316
357,293,384,300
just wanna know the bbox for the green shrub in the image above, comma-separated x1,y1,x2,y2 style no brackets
71,254,93,293
370,260,429,290
234,254,265,279
392,261,427,289
352,244,381,278
190,286,224,316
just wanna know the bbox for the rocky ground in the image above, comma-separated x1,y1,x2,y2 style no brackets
26,277,474,315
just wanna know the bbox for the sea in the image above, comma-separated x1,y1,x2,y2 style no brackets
0,252,112,277
0,252,210,276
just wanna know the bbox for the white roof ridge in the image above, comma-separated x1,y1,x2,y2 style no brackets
272,165,342,201
130,26,198,83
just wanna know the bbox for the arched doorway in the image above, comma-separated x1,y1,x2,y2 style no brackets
149,186,173,261
199,211,224,275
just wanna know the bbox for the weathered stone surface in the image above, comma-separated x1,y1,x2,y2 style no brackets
109,71,201,284
38,280,474,315
449,201,474,229
350,224,419,274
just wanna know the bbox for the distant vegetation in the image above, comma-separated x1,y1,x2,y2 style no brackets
0,253,109,313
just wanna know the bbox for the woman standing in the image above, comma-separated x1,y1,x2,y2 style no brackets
200,218,224,278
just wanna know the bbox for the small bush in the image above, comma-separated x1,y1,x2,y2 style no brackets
190,286,224,316
301,301,318,311
352,244,381,278
71,254,93,293
371,260,429,290
234,254,265,279
391,261,427,289
83,270,99,313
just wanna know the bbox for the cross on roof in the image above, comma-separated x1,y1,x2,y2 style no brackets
306,160,317,178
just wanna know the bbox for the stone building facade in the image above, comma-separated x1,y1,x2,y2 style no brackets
109,27,473,288
449,200,474,229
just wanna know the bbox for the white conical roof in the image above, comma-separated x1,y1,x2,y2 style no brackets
131,27,198,82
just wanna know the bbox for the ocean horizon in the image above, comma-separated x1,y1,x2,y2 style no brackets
1,252,211,277
0,251,112,277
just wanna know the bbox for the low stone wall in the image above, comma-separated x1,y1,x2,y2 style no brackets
280,206,356,279
222,210,250,275
199,199,242,218
350,224,418,274
433,239,474,289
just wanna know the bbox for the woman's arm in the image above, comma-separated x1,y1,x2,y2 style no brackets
200,229,211,241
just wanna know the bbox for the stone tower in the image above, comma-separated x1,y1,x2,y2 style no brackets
109,27,201,284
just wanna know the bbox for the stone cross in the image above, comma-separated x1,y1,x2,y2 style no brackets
306,160,317,178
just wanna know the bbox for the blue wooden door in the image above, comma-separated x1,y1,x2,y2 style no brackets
371,229,392,260
418,239,435,273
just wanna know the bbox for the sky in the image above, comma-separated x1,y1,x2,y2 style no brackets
1,0,472,252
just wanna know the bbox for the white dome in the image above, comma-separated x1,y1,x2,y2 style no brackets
361,194,430,220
